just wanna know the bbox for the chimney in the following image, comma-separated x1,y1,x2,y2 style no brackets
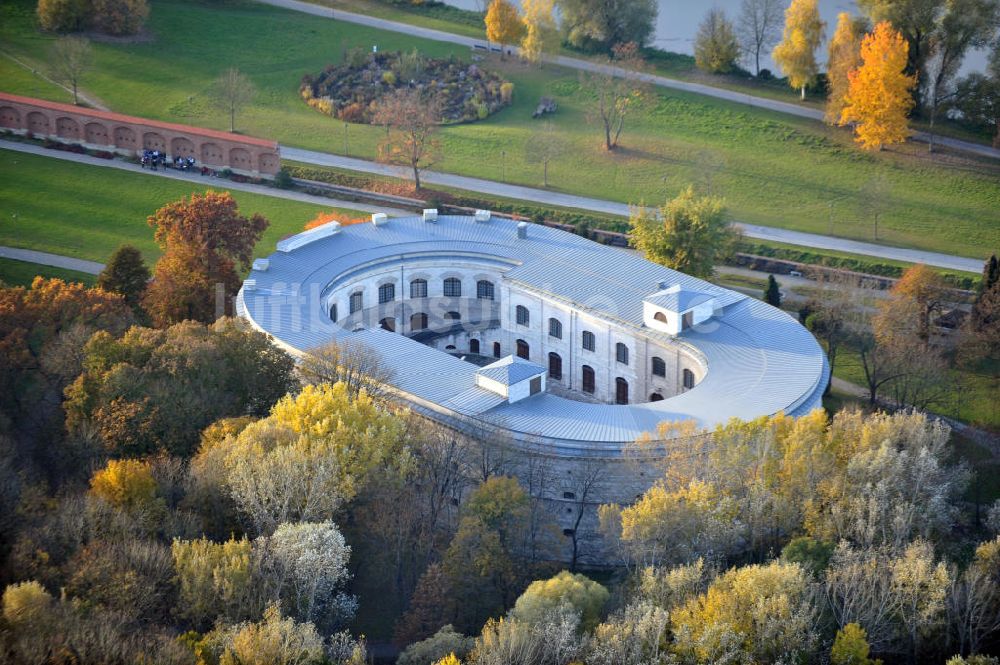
371,213,388,226
517,222,528,239
423,208,438,222
474,209,491,223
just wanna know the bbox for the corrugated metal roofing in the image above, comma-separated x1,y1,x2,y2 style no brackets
645,285,716,312
477,356,546,385
239,214,829,448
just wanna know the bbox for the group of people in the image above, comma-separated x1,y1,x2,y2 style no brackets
140,149,197,173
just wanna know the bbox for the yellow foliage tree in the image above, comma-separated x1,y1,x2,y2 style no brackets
772,0,825,99
840,21,916,150
433,654,462,665
485,0,524,58
826,12,867,124
520,0,555,65
89,458,159,510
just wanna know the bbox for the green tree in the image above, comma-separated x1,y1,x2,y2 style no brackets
97,244,150,312
764,274,782,306
171,535,256,629
628,185,736,279
831,623,881,665
694,8,741,74
781,536,834,576
511,570,609,631
557,0,657,50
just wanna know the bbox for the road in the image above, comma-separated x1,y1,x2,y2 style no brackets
284,146,985,273
0,246,104,274
258,0,1000,162
0,140,412,217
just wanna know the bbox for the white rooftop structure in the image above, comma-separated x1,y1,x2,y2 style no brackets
238,214,829,456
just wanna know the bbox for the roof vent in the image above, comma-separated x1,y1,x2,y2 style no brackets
474,209,491,223
243,279,257,292
276,222,341,252
517,221,529,239
252,258,270,272
422,208,438,222
371,213,389,226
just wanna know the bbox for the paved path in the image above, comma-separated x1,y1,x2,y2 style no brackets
259,0,1000,162
0,246,104,274
284,146,984,273
0,140,413,217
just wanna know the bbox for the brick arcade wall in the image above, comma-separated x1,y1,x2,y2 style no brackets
0,92,281,176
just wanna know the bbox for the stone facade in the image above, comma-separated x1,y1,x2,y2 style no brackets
0,92,281,176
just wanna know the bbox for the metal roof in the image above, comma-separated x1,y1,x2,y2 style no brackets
239,214,829,450
645,285,716,312
478,356,546,386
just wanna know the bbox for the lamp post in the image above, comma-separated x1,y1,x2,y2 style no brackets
343,122,349,156
501,150,506,182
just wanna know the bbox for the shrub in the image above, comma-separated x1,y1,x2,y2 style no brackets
500,81,514,104
37,0,89,32
273,167,292,189
2,581,53,628
91,0,148,35
382,70,397,86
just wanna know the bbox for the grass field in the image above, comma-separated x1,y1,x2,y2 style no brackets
1,0,998,260
0,257,96,286
0,148,361,263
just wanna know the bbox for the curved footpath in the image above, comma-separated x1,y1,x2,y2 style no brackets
284,146,985,273
258,0,1000,162
1,139,983,273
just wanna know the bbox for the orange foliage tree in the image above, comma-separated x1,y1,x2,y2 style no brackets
825,12,866,125
840,21,916,151
142,192,268,326
303,211,366,230
485,0,524,58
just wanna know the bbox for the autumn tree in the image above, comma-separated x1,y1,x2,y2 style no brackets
143,191,268,325
523,121,565,187
373,88,442,190
511,571,609,631
772,0,825,99
91,0,149,36
875,263,947,344
485,0,523,58
694,8,741,74
298,338,393,399
826,12,868,124
64,318,296,457
947,537,1000,656
89,458,160,511
557,0,657,50
628,185,737,279
831,623,881,665
736,0,783,76
37,0,90,32
581,41,648,151
97,244,149,313
171,535,257,629
212,67,256,133
520,0,555,64
924,0,1000,151
49,35,92,104
841,21,918,150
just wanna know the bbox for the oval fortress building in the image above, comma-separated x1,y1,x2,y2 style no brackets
238,212,829,564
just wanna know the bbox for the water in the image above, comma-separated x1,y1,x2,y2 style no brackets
446,0,988,75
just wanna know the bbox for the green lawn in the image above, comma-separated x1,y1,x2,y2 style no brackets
0,148,360,263
1,0,998,260
0,257,96,286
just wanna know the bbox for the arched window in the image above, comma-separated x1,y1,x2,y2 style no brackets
582,330,595,352
493,341,501,358
683,368,695,389
349,291,363,314
410,279,427,299
378,283,395,304
516,305,530,326
444,311,461,322
379,317,396,332
477,280,495,300
582,365,595,394
654,311,667,323
410,312,428,331
443,277,462,297
616,342,629,365
329,304,337,322
516,339,530,360
548,318,562,339
615,377,629,404
649,392,664,402
470,339,480,354
548,352,562,380
651,356,666,377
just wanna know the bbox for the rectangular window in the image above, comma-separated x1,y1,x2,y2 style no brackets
582,331,595,352
529,376,542,395
410,280,427,299
444,278,462,297
378,283,395,304
349,292,363,314
477,281,494,300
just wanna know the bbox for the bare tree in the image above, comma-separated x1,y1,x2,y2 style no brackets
212,67,256,133
523,121,565,187
372,88,443,190
736,0,783,76
563,458,607,571
581,42,649,151
50,36,92,105
299,339,393,399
